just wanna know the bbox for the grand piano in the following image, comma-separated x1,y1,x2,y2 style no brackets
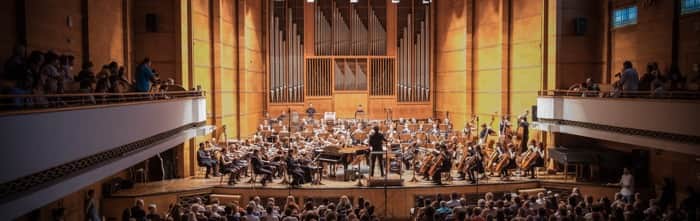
317,145,369,181
549,146,629,182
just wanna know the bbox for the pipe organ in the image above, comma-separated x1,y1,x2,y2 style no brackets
269,0,304,103
268,0,433,115
397,1,431,102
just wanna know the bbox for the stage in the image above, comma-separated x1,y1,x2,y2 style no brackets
102,170,619,220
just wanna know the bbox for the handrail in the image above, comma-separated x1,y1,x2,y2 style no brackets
0,90,205,112
538,89,700,100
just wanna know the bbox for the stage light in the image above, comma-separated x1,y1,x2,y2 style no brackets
350,0,359,3
307,0,314,2
422,0,432,4
391,0,400,3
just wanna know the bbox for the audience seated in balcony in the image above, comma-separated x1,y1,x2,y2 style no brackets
0,46,194,109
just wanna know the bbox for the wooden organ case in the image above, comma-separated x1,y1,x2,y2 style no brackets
266,0,433,119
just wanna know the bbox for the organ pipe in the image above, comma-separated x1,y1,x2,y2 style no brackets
268,1,304,103
397,3,430,102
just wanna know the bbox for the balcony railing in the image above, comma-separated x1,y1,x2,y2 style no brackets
538,89,700,100
0,90,205,114
535,91,700,155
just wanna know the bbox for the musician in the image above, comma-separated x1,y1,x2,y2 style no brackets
401,125,412,134
219,148,240,185
478,123,494,145
368,126,387,177
432,144,452,185
251,149,273,186
355,104,365,119
197,143,219,178
429,124,440,135
517,115,530,152
285,150,306,187
500,144,517,180
305,103,316,119
277,110,288,122
526,142,545,179
498,115,510,136
467,145,484,184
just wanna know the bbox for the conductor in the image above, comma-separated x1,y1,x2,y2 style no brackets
369,126,387,177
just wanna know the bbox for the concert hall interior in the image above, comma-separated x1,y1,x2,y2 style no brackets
1,0,700,220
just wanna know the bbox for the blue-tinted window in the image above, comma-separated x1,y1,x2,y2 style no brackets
683,0,700,14
613,6,637,28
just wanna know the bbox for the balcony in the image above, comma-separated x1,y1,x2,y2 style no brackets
0,91,211,218
535,90,700,155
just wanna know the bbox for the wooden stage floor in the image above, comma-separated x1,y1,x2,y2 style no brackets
112,170,588,197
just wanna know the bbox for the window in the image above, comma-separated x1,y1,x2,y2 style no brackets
683,0,700,14
613,6,638,28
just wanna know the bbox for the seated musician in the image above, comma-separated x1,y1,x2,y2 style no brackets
403,142,418,169
467,145,484,184
251,149,273,186
429,124,440,135
219,148,241,185
462,122,473,137
432,144,452,185
277,110,288,122
285,151,306,187
526,142,546,179
402,125,412,134
197,143,220,178
500,144,518,180
305,103,316,119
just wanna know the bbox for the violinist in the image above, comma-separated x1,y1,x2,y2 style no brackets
251,149,273,186
220,148,240,185
285,150,306,187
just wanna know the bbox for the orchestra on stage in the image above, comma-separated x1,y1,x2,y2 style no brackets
196,108,547,187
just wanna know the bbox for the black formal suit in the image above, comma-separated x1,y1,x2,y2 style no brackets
368,131,387,177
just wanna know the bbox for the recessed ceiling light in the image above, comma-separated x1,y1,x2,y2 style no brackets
391,0,400,3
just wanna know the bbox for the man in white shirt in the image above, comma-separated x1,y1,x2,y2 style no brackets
618,168,635,203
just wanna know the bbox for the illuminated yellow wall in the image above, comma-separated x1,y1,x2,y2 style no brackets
435,0,470,128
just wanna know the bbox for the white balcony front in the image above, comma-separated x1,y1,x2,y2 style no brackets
535,94,700,155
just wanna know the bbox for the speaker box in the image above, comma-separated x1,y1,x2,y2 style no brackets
531,105,538,122
146,13,158,32
366,177,404,187
574,17,587,36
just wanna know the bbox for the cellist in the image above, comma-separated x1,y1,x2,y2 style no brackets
467,144,484,184
431,144,452,185
526,142,545,179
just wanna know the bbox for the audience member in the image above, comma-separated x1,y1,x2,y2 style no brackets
135,58,156,92
618,61,639,92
